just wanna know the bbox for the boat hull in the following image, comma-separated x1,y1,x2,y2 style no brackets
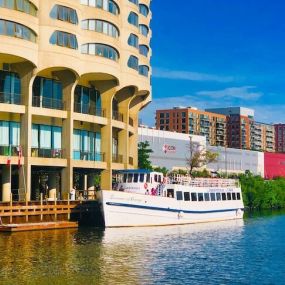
98,190,244,228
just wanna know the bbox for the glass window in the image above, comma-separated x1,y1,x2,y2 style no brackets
204,193,210,201
176,191,183,201
222,193,226,200
191,192,197,201
0,0,37,16
216,193,221,201
128,12,138,27
128,56,138,70
0,121,9,145
237,193,241,200
139,65,149,77
129,0,138,5
139,4,149,17
139,174,144,183
198,193,204,201
133,173,139,183
210,193,216,201
128,34,138,48
146,173,150,183
139,45,149,57
127,174,133,183
139,24,149,36
184,192,190,201
49,31,78,49
81,43,119,61
80,0,119,15
232,193,237,200
82,19,119,38
227,193,232,200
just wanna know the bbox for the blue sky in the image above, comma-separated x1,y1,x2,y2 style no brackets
140,0,285,126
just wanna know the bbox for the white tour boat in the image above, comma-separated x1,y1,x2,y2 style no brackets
98,170,244,228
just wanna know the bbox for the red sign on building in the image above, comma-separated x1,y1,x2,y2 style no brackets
264,153,285,179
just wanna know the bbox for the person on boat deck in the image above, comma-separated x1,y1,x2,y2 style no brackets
119,185,124,191
145,189,150,195
70,186,76,201
151,188,156,196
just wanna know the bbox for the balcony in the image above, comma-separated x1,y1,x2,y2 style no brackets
0,93,21,105
32,96,65,110
112,154,123,163
74,102,105,117
31,148,63,158
112,111,124,122
0,145,20,156
73,151,105,162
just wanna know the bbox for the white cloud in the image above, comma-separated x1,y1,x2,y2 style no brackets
152,67,234,83
197,86,263,100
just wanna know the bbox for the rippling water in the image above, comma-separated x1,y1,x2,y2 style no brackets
1,211,285,285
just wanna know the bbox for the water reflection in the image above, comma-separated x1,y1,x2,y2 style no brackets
0,220,245,285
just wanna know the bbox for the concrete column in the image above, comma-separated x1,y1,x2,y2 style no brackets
62,166,72,200
49,173,57,200
101,169,112,190
2,166,11,202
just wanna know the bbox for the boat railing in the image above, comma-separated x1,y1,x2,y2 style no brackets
166,175,239,188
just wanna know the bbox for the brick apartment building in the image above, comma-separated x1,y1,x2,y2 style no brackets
274,124,285,152
156,107,227,146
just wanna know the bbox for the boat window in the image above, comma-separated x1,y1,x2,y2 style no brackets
198,193,204,201
167,189,174,198
176,191,183,201
139,174,145,182
123,174,127,183
227,193,232,200
210,193,216,201
232,193,236,200
237,193,241,200
133,173,139,183
158,175,162,183
127,174,133,182
146,174,150,183
191,192,197,201
154,174,158,182
184,192,190,201
222,193,226,201
204,193,210,201
216,193,221,201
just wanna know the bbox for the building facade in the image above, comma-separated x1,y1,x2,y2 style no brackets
250,121,275,152
155,107,227,147
0,0,152,202
138,127,265,177
274,124,285,153
206,107,254,150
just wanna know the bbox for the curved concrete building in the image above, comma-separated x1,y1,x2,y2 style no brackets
0,0,152,201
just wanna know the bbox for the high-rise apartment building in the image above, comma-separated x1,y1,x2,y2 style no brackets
0,0,151,202
274,124,285,152
206,107,254,150
156,107,227,146
250,122,275,152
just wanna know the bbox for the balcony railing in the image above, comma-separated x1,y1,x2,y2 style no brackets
0,145,20,156
74,102,105,117
32,96,65,110
112,154,123,163
112,111,124,122
73,151,105,162
0,93,21,105
31,148,63,158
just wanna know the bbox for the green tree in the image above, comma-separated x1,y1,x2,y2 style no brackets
153,166,169,176
138,141,153,170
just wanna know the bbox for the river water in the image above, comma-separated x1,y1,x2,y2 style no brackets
0,211,285,285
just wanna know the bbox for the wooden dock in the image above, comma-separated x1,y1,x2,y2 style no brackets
0,221,78,232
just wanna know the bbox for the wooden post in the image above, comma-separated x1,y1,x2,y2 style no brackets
54,193,57,221
40,193,43,221
67,193,70,220
9,193,12,224
25,195,28,223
